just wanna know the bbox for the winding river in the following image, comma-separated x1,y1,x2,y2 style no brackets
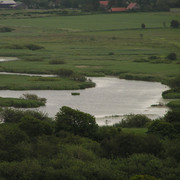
0,76,169,125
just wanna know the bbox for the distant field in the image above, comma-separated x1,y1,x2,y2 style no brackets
0,11,179,89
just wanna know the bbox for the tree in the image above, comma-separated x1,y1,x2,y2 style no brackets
167,52,177,60
147,120,177,138
141,23,146,29
170,20,180,28
55,106,98,138
19,115,54,137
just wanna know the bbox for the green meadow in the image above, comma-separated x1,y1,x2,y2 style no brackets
0,11,180,89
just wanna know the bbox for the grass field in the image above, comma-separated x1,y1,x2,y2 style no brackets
0,11,180,89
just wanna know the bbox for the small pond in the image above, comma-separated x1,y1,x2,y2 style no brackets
0,57,18,62
0,77,169,125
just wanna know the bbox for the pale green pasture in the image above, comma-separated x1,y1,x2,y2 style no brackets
0,11,179,84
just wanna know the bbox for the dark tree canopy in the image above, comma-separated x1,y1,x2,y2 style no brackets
55,106,98,138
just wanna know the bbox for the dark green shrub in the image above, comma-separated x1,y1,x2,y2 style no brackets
101,133,163,158
96,126,121,141
25,44,44,51
55,69,74,77
170,20,180,28
167,53,177,60
49,60,65,64
141,23,145,29
19,115,53,137
108,52,114,55
0,108,50,123
118,114,151,128
164,110,180,123
119,154,163,179
166,139,180,162
55,106,98,138
147,120,176,138
71,74,87,82
0,27,14,32
169,75,180,88
149,55,159,60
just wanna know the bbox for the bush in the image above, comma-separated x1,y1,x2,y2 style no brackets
169,75,180,88
167,53,177,60
170,20,180,28
141,23,145,29
19,115,54,137
0,108,50,123
55,69,74,77
118,114,151,128
49,60,65,64
0,27,14,32
108,52,114,55
24,44,44,51
164,110,180,123
55,106,98,139
7,44,44,50
101,133,163,158
147,120,177,139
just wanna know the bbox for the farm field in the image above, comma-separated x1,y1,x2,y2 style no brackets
0,11,180,89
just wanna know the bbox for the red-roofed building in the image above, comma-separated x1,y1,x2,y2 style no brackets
127,2,139,10
99,1,109,8
109,7,127,12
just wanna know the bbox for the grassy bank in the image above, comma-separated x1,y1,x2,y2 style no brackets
0,97,45,108
0,75,95,90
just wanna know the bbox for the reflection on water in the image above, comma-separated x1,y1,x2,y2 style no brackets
0,77,169,125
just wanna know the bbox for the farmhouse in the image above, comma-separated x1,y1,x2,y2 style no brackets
99,1,140,12
0,0,16,8
127,2,139,10
99,1,109,8
109,7,127,12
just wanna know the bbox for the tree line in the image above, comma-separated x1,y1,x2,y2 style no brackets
0,105,180,179
16,0,180,11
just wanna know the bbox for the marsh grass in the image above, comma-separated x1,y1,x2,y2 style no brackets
0,75,95,90
0,11,179,89
167,100,180,108
0,97,45,108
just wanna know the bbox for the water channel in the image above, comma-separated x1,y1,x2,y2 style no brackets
0,76,169,126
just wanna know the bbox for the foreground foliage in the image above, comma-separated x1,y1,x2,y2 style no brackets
0,108,180,179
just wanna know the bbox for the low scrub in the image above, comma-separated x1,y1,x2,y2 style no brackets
0,93,46,108
162,88,180,99
0,26,14,32
167,53,177,60
7,44,44,51
0,97,45,108
116,114,151,128
21,93,47,104
167,100,180,109
49,60,65,64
